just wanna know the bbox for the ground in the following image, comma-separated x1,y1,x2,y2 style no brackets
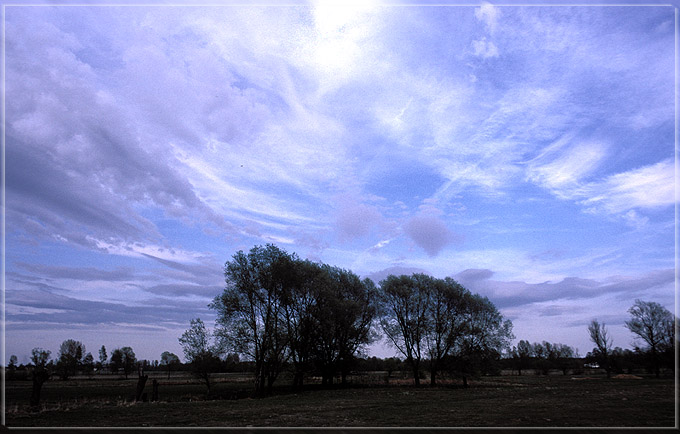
3,371,676,428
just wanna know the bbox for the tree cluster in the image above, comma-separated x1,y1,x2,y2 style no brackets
209,244,513,396
210,244,378,396
589,300,676,378
379,273,513,387
507,340,579,375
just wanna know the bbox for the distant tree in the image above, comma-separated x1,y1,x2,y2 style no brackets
57,339,85,380
552,343,576,375
98,345,107,370
515,340,533,375
9,355,18,370
588,320,613,378
211,245,294,397
179,318,223,396
625,300,675,378
110,347,136,379
29,348,51,408
379,274,431,387
160,351,181,379
82,353,95,375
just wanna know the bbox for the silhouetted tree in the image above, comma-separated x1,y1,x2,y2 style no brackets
625,300,675,378
379,274,431,387
98,345,107,371
9,355,18,370
311,264,378,387
57,339,85,380
211,244,294,397
110,347,136,379
281,259,320,390
179,318,223,396
588,320,613,378
424,277,470,385
29,348,51,408
160,351,180,379
82,353,95,375
448,293,513,386
513,340,533,375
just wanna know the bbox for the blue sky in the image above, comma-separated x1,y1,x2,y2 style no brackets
2,0,676,364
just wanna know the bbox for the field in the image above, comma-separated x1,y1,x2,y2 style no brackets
4,371,676,428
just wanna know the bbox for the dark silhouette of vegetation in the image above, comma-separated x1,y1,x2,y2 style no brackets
588,320,614,378
29,348,51,408
179,318,223,396
212,245,378,396
379,273,512,387
625,300,676,378
98,345,107,371
56,339,85,380
160,351,181,379
110,347,136,379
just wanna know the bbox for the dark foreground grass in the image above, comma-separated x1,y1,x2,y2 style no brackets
4,375,675,427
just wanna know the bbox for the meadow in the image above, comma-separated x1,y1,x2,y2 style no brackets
4,370,675,428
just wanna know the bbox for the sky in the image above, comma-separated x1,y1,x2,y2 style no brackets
2,0,676,365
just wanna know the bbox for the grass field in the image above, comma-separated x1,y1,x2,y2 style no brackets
4,372,676,427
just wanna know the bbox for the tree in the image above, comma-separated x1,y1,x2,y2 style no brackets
57,339,85,380
82,353,95,375
448,293,513,386
625,300,675,378
110,347,136,379
309,264,378,387
280,259,320,391
588,320,613,378
211,244,294,397
160,351,181,379
179,318,222,396
379,274,432,387
514,340,533,375
98,345,107,371
423,277,470,385
30,348,51,408
9,355,18,370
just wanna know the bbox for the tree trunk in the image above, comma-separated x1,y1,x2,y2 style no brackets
430,367,437,386
412,366,420,387
30,370,49,409
462,376,468,388
151,379,159,402
292,371,304,391
135,373,149,401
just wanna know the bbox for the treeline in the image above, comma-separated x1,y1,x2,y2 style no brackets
505,341,580,375
180,244,513,397
586,300,676,379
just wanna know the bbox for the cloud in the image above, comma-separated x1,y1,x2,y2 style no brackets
335,198,385,242
475,2,500,33
15,262,146,282
526,136,609,192
471,37,499,58
142,283,222,298
453,268,674,309
579,159,675,214
365,266,431,285
404,214,460,257
5,289,211,328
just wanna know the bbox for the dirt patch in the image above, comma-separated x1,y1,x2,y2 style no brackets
571,377,598,380
613,374,643,379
